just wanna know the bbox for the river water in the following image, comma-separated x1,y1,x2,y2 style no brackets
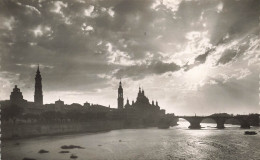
2,122,260,160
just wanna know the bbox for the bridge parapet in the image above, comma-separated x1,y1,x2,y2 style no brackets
177,115,252,129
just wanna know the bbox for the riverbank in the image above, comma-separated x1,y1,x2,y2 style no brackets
1,120,125,140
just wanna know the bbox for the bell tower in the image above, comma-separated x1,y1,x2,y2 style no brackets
34,64,43,105
117,80,124,109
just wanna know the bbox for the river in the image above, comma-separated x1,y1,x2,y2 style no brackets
2,122,260,160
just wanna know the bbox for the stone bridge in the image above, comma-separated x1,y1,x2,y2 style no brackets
177,115,254,129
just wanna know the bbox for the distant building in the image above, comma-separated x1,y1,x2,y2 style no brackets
44,103,55,112
10,85,26,105
122,86,162,113
6,85,45,114
116,81,166,126
117,80,124,109
34,65,43,105
124,99,131,109
84,101,91,107
54,99,65,112
87,104,112,112
2,66,45,115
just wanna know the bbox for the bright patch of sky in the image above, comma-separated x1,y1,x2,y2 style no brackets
84,5,94,17
0,0,258,115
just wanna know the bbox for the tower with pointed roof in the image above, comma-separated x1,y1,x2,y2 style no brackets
117,80,124,109
34,65,43,105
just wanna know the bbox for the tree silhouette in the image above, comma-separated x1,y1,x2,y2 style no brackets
2,104,23,123
41,111,64,122
23,113,38,123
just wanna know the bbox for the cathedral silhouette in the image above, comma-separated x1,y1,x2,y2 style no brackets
115,80,166,127
117,80,162,112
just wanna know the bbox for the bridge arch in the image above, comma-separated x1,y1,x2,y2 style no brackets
201,117,242,129
225,116,250,129
224,117,240,127
178,118,192,128
179,117,204,129
201,117,217,128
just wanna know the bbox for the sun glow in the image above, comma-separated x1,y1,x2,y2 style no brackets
185,65,209,84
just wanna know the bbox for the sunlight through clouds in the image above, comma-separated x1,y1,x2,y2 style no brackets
84,5,94,17
0,0,259,115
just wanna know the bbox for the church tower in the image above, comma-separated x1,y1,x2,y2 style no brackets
10,85,24,105
34,65,43,105
117,80,124,109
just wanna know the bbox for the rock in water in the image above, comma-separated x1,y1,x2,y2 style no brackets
61,145,85,149
70,154,78,159
23,158,36,160
244,131,257,135
38,149,49,153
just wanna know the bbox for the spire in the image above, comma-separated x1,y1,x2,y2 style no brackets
34,65,43,105
117,80,124,109
36,64,40,74
119,79,123,89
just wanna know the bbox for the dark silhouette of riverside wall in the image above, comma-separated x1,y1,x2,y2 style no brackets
2,120,124,139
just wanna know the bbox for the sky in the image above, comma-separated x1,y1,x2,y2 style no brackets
0,0,259,115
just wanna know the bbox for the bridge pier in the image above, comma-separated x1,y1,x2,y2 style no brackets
240,120,250,129
189,122,201,129
235,116,251,129
183,117,204,129
211,117,227,129
248,114,260,126
216,122,225,129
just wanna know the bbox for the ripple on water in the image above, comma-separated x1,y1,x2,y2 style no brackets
2,127,260,160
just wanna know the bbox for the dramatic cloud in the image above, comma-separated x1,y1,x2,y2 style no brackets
0,0,259,115
115,60,180,79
